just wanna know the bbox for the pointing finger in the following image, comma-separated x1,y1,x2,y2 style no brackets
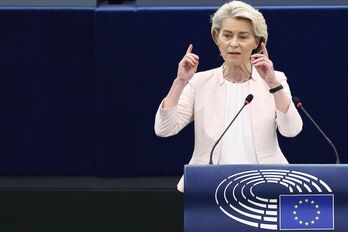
186,53,200,60
261,42,269,58
186,44,193,54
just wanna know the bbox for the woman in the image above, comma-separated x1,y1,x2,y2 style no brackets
154,0,302,192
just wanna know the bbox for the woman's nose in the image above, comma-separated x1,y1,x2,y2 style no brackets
230,38,240,47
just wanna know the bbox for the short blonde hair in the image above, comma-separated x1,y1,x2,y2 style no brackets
211,0,268,54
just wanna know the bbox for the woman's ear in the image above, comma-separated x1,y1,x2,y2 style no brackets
252,37,263,54
212,30,219,45
255,37,261,49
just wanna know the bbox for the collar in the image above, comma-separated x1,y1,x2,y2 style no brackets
218,64,257,87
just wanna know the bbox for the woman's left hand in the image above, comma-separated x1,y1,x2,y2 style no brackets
250,42,280,88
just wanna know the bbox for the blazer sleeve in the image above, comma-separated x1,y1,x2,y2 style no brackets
275,72,303,137
154,81,195,137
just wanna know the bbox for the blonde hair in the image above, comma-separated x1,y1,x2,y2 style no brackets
211,0,268,54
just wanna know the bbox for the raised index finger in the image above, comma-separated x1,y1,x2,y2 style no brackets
261,42,269,58
186,44,193,54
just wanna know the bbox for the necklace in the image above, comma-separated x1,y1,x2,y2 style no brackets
222,63,252,83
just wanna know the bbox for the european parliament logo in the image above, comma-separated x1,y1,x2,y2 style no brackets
215,169,334,230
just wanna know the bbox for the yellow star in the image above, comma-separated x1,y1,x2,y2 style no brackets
305,199,309,203
311,220,315,224
299,200,303,204
294,205,298,209
293,211,297,215
317,210,321,214
299,221,303,224
315,216,319,220
294,216,298,220
311,200,315,204
316,205,319,208
305,222,309,226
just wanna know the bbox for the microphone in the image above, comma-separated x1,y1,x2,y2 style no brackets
292,97,340,164
209,94,254,164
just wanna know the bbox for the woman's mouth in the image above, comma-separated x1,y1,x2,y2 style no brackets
228,52,241,55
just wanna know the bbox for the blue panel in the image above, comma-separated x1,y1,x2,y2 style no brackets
95,7,199,176
0,9,96,175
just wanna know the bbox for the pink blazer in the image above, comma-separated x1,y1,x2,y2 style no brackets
155,66,303,192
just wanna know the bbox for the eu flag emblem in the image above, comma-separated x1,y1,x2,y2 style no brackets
279,194,334,230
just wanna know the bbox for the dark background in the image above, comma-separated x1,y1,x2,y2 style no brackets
0,4,347,178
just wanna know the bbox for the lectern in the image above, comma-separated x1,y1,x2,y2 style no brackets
184,164,348,232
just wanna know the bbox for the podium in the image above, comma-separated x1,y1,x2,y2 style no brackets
184,164,348,232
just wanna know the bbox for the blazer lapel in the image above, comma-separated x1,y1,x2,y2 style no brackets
211,67,226,164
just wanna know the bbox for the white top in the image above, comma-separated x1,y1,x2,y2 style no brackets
219,80,258,164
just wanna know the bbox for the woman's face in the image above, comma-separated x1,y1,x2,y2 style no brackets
216,17,259,66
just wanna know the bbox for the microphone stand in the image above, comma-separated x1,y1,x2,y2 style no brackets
293,97,340,164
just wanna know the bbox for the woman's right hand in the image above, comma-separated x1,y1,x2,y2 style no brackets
176,44,199,83
162,44,199,109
